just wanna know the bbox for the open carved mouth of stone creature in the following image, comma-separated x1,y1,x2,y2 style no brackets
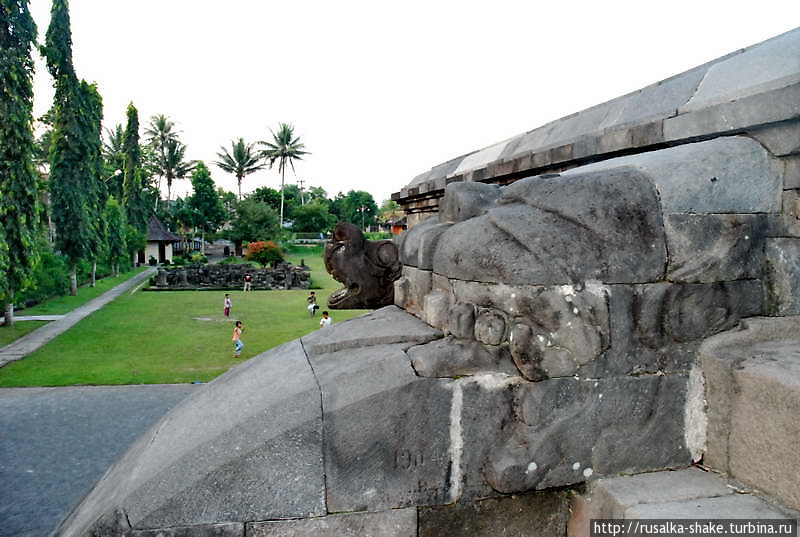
329,283,360,306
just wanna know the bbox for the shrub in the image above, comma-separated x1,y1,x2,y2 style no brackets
172,256,187,266
245,241,284,267
148,256,158,266
364,231,392,240
190,252,208,264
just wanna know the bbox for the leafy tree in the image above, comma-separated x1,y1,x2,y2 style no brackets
0,0,40,325
245,241,284,267
186,162,225,252
104,197,127,276
337,190,378,229
228,199,280,256
306,186,329,205
81,81,106,287
379,199,403,225
214,138,266,200
260,123,309,228
43,0,95,295
250,186,281,210
292,202,335,233
122,103,148,232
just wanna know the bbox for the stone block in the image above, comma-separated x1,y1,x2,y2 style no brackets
439,182,501,224
485,374,691,493
565,136,782,214
309,343,453,512
448,302,476,339
418,491,570,537
432,168,667,285
581,280,763,378
452,375,520,501
664,214,769,283
681,29,800,113
131,523,244,537
783,155,800,189
448,280,610,379
627,494,792,519
423,290,451,331
664,81,800,143
474,308,506,345
397,216,451,269
700,316,800,510
748,121,800,157
55,340,327,535
247,508,417,537
782,190,800,236
302,305,441,356
567,469,735,536
393,267,432,317
408,337,519,378
765,238,800,315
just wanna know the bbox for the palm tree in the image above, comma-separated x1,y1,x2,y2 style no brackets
103,125,126,199
213,138,267,200
145,114,178,198
260,123,309,228
156,138,196,201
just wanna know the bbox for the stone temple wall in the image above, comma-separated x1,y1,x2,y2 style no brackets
150,263,310,291
53,28,800,537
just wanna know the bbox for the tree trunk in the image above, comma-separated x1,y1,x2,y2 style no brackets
4,299,14,327
167,179,172,201
70,265,78,296
91,261,97,287
201,230,205,255
279,167,285,229
235,240,243,257
238,176,242,201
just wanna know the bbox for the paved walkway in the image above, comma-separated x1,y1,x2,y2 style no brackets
0,268,156,368
0,384,197,537
12,315,65,322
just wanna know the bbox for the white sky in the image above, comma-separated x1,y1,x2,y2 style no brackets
28,0,800,204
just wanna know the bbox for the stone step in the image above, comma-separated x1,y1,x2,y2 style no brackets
699,316,800,511
568,468,797,537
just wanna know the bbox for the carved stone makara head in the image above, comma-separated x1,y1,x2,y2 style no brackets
324,222,401,309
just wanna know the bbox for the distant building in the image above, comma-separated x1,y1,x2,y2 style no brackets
139,215,181,264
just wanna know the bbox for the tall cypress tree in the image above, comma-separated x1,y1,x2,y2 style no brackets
104,197,127,276
82,81,106,286
0,0,40,325
43,0,93,295
122,102,147,233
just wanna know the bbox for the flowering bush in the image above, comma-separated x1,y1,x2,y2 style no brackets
245,241,284,267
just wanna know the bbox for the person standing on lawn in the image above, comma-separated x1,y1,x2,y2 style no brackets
232,320,244,357
224,294,232,318
306,291,319,316
243,273,252,292
319,311,332,328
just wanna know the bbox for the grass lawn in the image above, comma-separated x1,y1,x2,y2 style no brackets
0,321,48,347
21,267,149,316
0,250,366,387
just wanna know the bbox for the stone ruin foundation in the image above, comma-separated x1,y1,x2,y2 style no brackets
148,263,310,291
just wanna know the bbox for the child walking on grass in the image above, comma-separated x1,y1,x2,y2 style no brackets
224,294,232,318
232,320,244,358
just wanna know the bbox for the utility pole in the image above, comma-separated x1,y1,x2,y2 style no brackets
297,178,306,205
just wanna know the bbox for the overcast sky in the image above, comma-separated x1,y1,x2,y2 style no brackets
28,1,800,205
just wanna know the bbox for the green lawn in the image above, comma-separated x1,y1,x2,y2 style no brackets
0,250,365,387
21,266,149,316
0,321,47,347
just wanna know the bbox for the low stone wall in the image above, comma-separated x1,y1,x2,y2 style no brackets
149,263,310,291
